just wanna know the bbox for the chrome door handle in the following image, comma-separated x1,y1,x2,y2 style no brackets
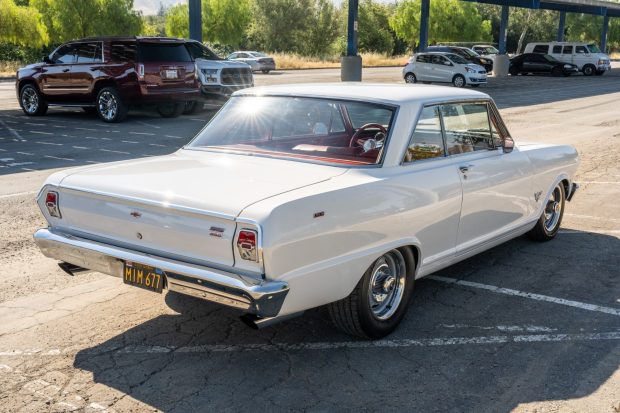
459,164,474,173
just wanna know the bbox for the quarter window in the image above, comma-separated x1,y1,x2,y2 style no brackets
552,45,562,54
110,42,137,62
563,45,573,54
532,45,549,54
404,106,444,162
440,103,494,155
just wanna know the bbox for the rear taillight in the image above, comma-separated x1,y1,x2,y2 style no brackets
137,63,145,79
45,191,61,218
237,229,258,262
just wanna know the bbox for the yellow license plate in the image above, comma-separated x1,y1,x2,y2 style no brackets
123,261,164,293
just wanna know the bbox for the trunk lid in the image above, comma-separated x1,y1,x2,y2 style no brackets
55,150,345,268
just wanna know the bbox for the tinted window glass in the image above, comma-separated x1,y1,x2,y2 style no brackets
446,53,468,64
138,43,192,62
51,45,75,64
440,103,494,155
186,42,221,60
532,45,549,54
431,55,447,65
272,100,346,138
110,42,137,62
563,45,573,54
75,42,102,63
587,44,601,53
552,45,562,54
404,106,444,163
576,45,587,54
416,54,429,63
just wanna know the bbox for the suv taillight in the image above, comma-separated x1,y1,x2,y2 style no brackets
45,191,61,218
237,229,258,262
137,63,145,79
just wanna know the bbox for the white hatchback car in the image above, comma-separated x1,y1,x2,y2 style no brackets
403,52,487,88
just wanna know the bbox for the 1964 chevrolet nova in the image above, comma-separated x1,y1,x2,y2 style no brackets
34,84,579,338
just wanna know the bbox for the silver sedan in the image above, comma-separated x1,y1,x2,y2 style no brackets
227,51,276,74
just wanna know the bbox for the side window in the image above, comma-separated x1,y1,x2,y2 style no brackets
440,103,494,155
51,45,75,64
563,45,573,54
228,53,238,59
431,55,446,65
75,42,102,63
576,45,587,54
237,53,249,58
416,54,429,63
404,106,444,163
110,42,137,62
552,45,562,54
532,44,549,54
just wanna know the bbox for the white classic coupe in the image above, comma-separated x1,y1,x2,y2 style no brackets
34,84,579,338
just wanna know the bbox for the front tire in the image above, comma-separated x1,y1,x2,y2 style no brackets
509,66,519,76
452,74,466,88
328,248,415,339
527,183,565,242
96,87,127,123
582,64,595,76
404,73,417,84
20,84,48,116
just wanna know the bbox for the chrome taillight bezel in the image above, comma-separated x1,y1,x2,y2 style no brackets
237,229,258,262
45,190,61,218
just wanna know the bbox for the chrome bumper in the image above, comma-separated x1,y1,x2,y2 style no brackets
33,228,289,317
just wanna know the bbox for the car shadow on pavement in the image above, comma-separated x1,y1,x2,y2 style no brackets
74,230,620,412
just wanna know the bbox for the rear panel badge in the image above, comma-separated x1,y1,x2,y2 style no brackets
209,226,225,238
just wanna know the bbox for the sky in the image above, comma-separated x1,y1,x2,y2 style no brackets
134,0,396,16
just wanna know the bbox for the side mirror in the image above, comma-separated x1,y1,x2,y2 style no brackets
43,56,52,64
502,136,515,154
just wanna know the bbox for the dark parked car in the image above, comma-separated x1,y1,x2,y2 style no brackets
509,53,579,76
426,46,493,72
16,37,201,122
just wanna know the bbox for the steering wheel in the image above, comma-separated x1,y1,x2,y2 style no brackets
349,123,388,148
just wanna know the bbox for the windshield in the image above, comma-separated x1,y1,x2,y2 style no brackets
187,96,396,166
446,54,469,64
542,54,559,62
587,44,602,53
186,42,222,60
479,46,499,55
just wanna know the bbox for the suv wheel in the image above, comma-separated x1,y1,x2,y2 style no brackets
582,64,595,76
452,74,466,88
96,87,127,123
182,101,199,115
157,103,184,118
20,84,48,116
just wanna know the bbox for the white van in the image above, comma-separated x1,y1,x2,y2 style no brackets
524,42,610,76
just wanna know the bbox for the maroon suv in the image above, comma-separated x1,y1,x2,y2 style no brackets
16,37,201,122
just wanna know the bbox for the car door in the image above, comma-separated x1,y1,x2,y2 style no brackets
70,41,103,102
431,55,452,82
439,101,534,254
40,44,76,99
414,54,432,80
562,45,574,65
397,105,463,272
574,45,589,69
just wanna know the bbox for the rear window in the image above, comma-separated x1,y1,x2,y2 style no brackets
110,42,137,62
138,43,192,62
532,45,549,54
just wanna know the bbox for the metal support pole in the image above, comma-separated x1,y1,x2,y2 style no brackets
498,5,509,54
346,0,359,56
189,0,202,42
342,0,362,81
419,0,430,51
601,14,609,52
557,11,566,42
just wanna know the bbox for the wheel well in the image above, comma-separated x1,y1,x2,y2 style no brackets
397,245,420,276
453,73,465,80
18,79,39,94
93,79,118,96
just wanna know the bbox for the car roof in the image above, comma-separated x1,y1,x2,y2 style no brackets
71,36,185,43
233,83,489,106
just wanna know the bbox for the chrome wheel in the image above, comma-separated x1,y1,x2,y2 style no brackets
98,91,118,121
368,250,407,320
21,86,39,114
544,185,563,232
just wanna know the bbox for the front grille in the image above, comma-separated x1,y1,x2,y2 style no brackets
221,68,253,86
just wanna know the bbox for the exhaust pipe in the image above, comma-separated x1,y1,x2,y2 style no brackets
58,262,89,276
240,311,304,330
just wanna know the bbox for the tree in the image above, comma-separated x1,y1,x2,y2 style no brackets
358,0,394,54
390,0,492,50
303,0,341,56
0,0,49,47
165,3,189,39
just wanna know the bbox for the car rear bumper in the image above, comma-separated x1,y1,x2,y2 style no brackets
137,86,202,103
256,63,276,71
33,228,289,317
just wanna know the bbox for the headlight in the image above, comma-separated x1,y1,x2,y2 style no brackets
465,67,475,73
598,59,607,65
201,68,218,83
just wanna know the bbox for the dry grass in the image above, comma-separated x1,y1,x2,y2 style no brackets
272,52,408,70
0,60,20,77
610,52,620,60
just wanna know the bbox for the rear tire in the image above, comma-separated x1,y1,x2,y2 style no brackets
328,248,415,339
157,102,184,118
404,73,417,84
96,87,127,123
527,183,565,242
582,64,595,76
182,101,199,115
452,74,466,88
19,84,48,116
509,66,519,76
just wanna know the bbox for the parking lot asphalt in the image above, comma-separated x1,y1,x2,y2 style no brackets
1,68,620,412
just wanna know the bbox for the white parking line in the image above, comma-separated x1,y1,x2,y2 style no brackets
75,127,97,132
0,119,25,142
149,143,166,147
16,152,34,156
121,140,139,144
44,155,74,161
565,213,620,223
129,131,155,136
0,190,38,199
71,146,89,150
35,141,63,146
165,135,184,139
29,131,53,135
99,149,130,155
580,181,620,185
1,331,619,356
428,276,620,316
136,120,160,129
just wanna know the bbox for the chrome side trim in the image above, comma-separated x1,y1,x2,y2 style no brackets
34,228,289,317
